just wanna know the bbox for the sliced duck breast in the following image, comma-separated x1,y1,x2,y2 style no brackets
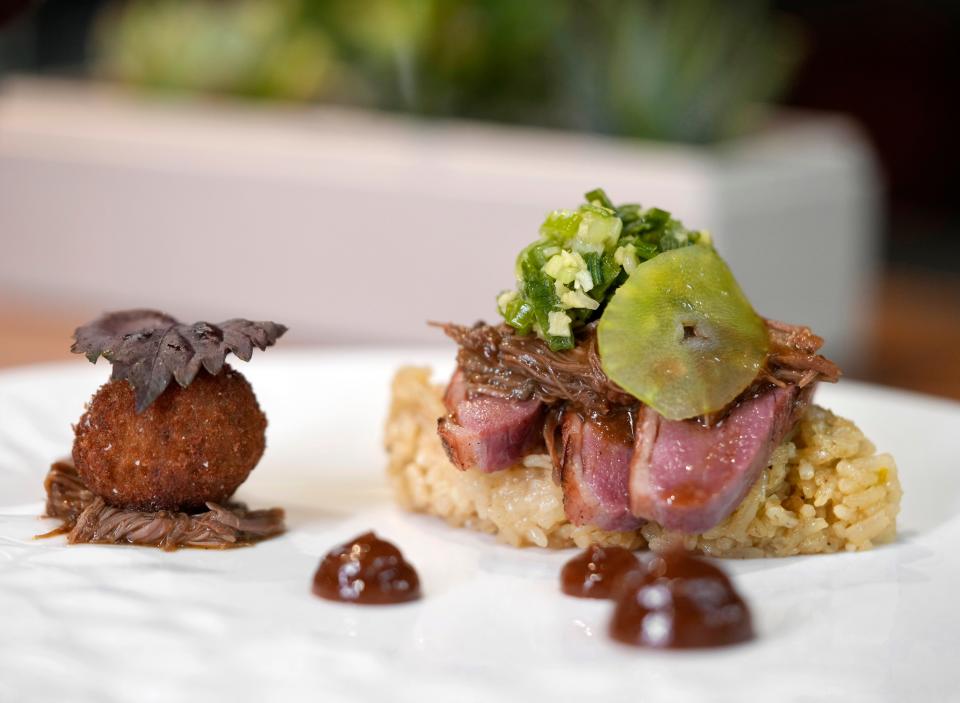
438,369,545,473
559,411,644,532
629,385,805,533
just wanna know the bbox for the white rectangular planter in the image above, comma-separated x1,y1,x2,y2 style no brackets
0,78,879,364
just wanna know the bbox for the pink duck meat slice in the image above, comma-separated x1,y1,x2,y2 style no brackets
438,369,545,473
629,385,805,533
559,411,644,532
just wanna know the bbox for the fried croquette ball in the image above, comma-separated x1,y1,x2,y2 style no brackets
72,366,266,512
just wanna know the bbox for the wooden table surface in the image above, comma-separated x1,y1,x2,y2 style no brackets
2,266,959,400
861,268,960,400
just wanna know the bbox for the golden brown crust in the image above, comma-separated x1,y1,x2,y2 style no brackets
72,365,266,512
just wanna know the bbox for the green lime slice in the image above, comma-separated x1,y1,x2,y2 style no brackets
597,245,768,420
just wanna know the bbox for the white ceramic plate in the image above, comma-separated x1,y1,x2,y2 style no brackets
1,350,959,703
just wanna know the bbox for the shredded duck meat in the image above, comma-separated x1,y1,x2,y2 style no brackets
438,318,840,418
758,319,842,389
439,321,633,415
39,461,285,551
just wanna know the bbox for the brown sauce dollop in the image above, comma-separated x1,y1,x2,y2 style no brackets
609,551,754,649
312,532,421,605
560,545,641,599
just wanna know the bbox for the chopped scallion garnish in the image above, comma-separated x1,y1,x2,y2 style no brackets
498,188,709,350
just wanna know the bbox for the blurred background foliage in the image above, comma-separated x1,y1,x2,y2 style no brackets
91,0,802,144
1,0,958,396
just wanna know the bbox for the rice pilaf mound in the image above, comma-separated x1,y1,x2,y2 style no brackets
385,367,901,557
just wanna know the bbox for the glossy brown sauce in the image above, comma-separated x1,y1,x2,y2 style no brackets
312,531,421,605
560,546,641,599
609,550,754,649
589,407,636,445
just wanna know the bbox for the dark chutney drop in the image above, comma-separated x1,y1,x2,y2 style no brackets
312,531,421,605
609,550,754,649
560,546,641,599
